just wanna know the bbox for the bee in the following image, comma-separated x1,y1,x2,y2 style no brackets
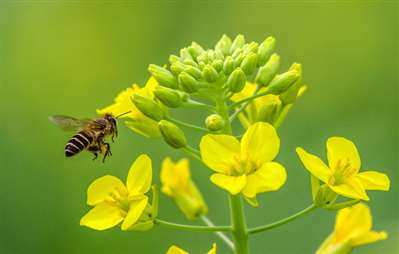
49,112,129,162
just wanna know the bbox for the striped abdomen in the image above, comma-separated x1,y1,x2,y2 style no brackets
65,131,93,157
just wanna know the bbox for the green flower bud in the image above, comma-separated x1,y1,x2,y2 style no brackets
233,53,245,68
154,86,183,108
132,94,164,121
227,68,246,93
240,52,258,75
170,61,186,75
268,70,300,94
212,59,223,72
169,54,181,64
148,64,178,89
242,41,259,55
178,72,199,93
257,36,276,66
280,63,303,104
185,66,202,80
230,34,245,54
256,95,282,123
183,59,198,67
197,52,209,64
188,42,204,59
198,61,206,70
214,49,224,60
180,47,193,60
158,120,187,148
202,65,219,82
223,56,234,74
207,50,216,61
255,53,280,86
205,114,225,131
215,34,232,56
231,48,243,59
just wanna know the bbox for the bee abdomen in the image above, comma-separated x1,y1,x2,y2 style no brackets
64,131,93,157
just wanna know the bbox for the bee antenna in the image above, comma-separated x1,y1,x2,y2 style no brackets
115,111,132,119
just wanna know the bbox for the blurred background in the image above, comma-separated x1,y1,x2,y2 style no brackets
0,1,398,254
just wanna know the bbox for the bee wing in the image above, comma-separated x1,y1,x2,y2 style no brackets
48,115,91,132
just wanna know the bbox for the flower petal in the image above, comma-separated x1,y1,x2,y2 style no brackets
207,243,217,254
210,174,247,195
329,177,369,200
327,137,361,171
357,171,390,191
166,245,189,254
87,175,127,206
200,134,240,174
242,162,287,198
160,157,190,191
241,122,280,166
80,203,123,230
121,196,148,231
296,147,331,183
335,203,372,241
351,231,388,246
97,86,136,119
127,154,152,195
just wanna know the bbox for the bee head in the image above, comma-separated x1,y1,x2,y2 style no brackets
104,113,117,126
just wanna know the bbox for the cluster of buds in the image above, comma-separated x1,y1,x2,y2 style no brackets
131,34,305,148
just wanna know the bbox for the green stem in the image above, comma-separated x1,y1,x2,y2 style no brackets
216,97,232,134
273,104,293,129
228,86,269,109
229,195,249,254
154,218,231,232
247,204,316,235
182,146,202,162
201,216,235,251
182,99,215,112
167,117,208,132
229,86,263,122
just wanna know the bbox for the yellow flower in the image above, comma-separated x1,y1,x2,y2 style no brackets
316,203,387,254
97,76,161,138
200,122,287,205
296,137,390,201
166,243,216,254
161,157,208,220
80,154,154,231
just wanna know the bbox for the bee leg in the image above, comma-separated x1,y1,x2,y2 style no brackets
102,143,111,163
92,152,98,161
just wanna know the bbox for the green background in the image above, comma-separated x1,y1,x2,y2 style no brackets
0,1,397,254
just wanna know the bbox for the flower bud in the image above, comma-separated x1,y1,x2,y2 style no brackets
132,94,164,121
257,36,275,66
161,158,208,220
169,54,181,64
183,59,198,68
180,47,193,60
227,68,246,93
198,61,206,70
205,114,225,131
207,50,216,62
214,49,224,60
148,64,178,89
232,48,243,59
178,72,199,93
233,53,245,68
215,34,232,56
280,63,303,104
223,56,234,74
197,52,210,64
230,34,245,54
255,53,280,86
240,52,258,75
243,41,259,55
256,95,281,123
158,120,187,148
185,66,202,79
188,42,204,59
202,65,219,82
316,239,352,254
268,70,300,94
170,61,186,75
154,86,183,108
212,59,223,72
